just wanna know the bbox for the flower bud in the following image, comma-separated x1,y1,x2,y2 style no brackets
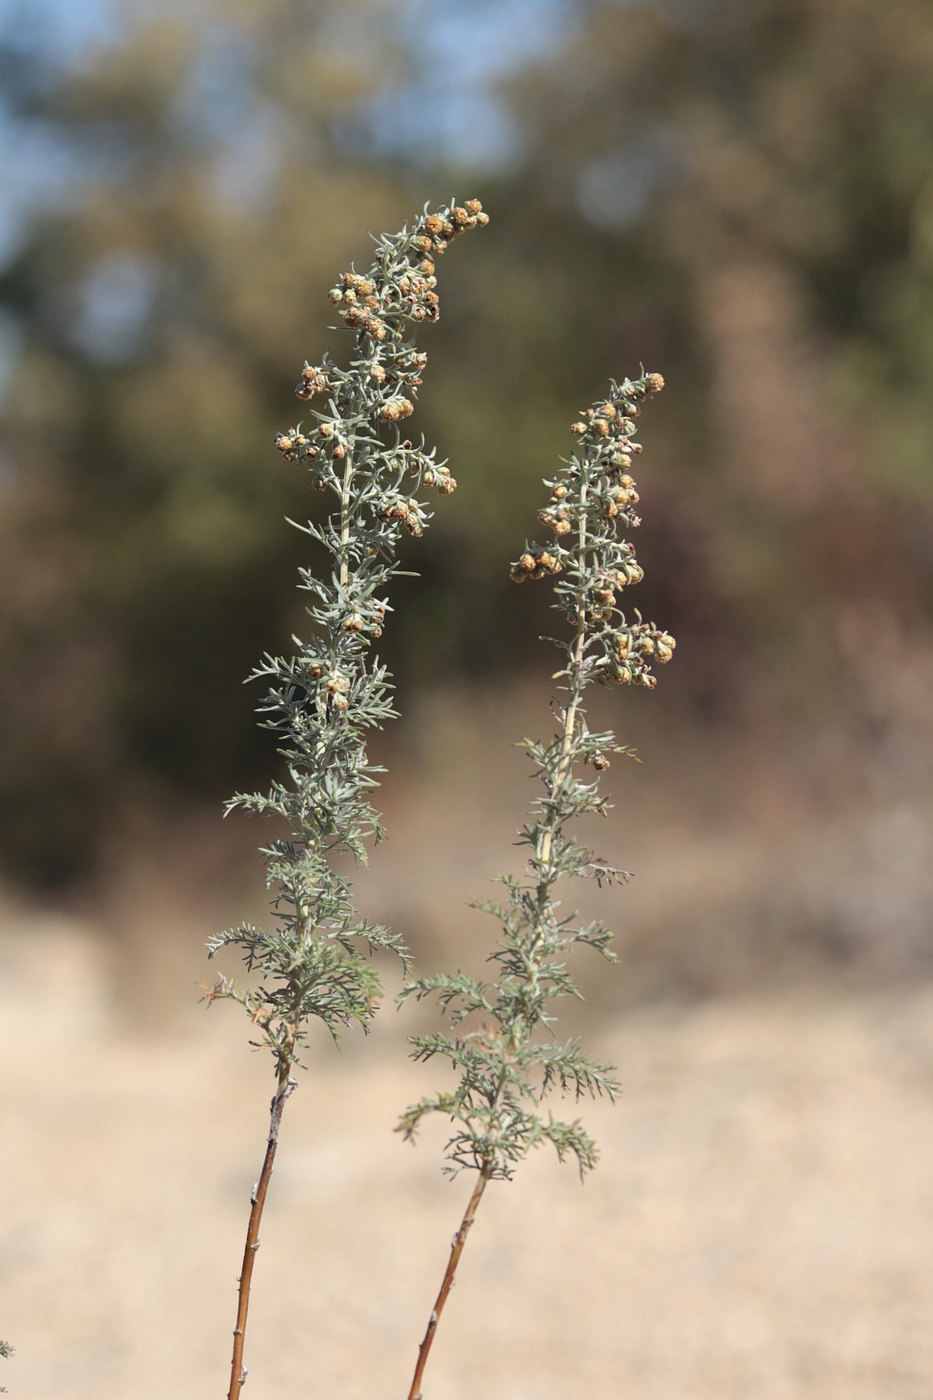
571,422,588,436
380,397,414,422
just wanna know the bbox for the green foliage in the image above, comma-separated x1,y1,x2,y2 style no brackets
206,201,488,1071
399,372,672,1179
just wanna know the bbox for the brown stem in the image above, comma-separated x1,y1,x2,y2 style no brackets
406,1164,492,1400
227,1071,297,1400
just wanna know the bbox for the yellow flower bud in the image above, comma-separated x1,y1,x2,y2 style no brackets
380,397,414,422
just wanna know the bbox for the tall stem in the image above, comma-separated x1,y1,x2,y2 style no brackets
405,1163,492,1400
227,1070,296,1400
339,451,354,589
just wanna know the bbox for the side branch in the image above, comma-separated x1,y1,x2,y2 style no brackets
227,1072,297,1400
406,1164,492,1400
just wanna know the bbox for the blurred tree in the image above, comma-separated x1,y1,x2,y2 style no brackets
471,0,933,794
2,0,933,900
0,0,422,887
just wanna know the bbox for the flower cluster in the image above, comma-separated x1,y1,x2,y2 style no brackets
207,201,487,1073
325,200,487,335
511,372,674,689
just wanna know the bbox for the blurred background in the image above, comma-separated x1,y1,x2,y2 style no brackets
2,0,933,1396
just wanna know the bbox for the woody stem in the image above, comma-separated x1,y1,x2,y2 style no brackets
226,1069,296,1400
405,1163,492,1400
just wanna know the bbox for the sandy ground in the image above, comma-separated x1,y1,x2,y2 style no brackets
2,919,933,1400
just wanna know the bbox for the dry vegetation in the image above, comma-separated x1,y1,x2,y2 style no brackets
3,903,932,1400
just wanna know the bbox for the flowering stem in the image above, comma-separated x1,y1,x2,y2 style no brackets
227,1069,296,1400
405,1163,492,1400
398,369,672,1392
207,199,488,1399
537,474,590,876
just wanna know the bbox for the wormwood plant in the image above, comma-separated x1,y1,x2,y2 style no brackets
398,372,672,1400
203,199,488,1400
